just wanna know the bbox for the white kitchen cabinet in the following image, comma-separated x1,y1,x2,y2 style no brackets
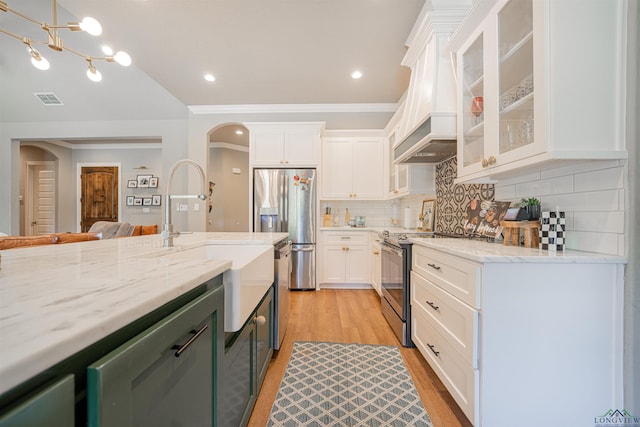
450,0,628,183
246,122,324,167
389,164,436,198
369,232,382,295
319,231,370,286
387,124,436,198
321,134,385,200
411,242,624,426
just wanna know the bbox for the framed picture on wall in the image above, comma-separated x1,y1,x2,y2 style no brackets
420,199,436,232
137,174,152,188
127,180,137,188
149,177,158,188
143,198,152,206
133,198,143,206
126,196,135,206
152,195,162,206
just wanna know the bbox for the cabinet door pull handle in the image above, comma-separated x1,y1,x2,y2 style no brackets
427,343,440,357
426,300,440,311
254,315,266,326
427,263,441,271
373,250,379,255
172,324,208,357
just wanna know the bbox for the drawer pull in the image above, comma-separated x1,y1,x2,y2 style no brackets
427,263,441,271
427,343,440,357
426,300,440,311
172,324,208,357
340,236,351,240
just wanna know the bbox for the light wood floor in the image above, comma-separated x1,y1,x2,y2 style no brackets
247,289,472,427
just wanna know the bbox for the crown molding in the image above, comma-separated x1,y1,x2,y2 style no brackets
209,142,249,152
188,103,398,115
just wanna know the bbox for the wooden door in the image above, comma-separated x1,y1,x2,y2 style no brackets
81,167,118,232
27,162,57,235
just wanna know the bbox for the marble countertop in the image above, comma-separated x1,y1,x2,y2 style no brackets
0,231,288,396
409,237,627,264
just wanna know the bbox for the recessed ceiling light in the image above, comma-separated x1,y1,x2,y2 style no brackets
235,130,244,135
204,73,215,82
351,70,363,79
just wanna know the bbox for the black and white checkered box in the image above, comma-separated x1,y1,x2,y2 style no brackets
540,211,566,251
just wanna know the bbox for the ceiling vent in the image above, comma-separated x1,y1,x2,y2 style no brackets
34,92,64,106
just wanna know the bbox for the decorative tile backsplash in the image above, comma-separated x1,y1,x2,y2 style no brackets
435,156,495,235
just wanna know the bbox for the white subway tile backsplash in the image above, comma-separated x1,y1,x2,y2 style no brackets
495,170,542,186
568,230,620,256
574,167,624,192
493,161,626,256
494,184,516,200
573,211,624,233
541,160,622,179
541,189,619,212
515,175,574,198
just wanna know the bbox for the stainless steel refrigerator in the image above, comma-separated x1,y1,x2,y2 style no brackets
254,168,316,290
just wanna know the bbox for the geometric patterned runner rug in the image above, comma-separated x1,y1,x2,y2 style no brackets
268,342,433,427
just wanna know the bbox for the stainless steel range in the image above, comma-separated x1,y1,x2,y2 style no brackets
380,230,433,347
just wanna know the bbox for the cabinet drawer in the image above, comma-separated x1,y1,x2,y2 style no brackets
411,271,478,368
412,245,481,308
412,309,477,424
323,232,369,245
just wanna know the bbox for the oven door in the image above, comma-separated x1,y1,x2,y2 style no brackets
380,242,405,320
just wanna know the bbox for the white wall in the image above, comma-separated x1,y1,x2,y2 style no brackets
0,119,188,235
625,0,639,414
208,146,250,232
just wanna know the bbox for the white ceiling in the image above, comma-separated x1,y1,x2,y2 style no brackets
1,0,426,126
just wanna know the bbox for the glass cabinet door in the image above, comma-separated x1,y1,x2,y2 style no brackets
461,34,484,168
498,0,534,155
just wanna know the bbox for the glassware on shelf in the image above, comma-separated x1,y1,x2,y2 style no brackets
500,75,534,111
471,96,484,124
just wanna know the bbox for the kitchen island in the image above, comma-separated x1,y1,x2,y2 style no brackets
408,236,626,427
0,231,286,426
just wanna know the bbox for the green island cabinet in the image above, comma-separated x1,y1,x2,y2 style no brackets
221,286,274,427
0,375,75,427
0,276,224,427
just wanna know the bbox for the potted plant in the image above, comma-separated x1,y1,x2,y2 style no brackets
520,197,541,220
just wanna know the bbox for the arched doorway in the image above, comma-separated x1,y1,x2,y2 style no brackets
207,123,250,231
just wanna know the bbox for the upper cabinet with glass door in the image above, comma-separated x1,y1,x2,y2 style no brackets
459,31,485,173
450,0,628,183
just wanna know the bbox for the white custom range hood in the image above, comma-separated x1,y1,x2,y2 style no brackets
393,113,458,164
392,0,470,164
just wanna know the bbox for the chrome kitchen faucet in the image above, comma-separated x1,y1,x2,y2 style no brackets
161,159,207,248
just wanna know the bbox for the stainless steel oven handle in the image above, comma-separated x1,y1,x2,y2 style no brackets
292,247,314,252
381,242,403,258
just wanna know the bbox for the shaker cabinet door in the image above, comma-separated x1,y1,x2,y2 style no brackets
87,286,222,427
0,375,74,427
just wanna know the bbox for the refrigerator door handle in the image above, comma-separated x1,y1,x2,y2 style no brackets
292,247,314,252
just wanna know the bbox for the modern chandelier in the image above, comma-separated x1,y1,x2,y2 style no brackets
0,0,130,82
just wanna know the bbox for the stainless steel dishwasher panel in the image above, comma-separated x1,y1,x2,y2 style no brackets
290,243,315,290
273,240,291,350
